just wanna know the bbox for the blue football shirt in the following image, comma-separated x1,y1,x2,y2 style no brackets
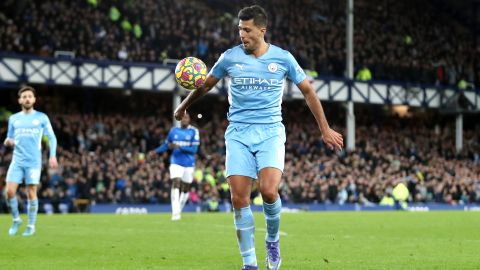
6,110,57,167
155,126,200,167
210,44,306,124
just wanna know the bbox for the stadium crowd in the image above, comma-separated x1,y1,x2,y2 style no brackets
0,0,478,87
0,93,479,213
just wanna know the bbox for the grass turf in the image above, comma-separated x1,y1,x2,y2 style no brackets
1,211,479,269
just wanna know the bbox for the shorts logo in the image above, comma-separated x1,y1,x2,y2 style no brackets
30,169,40,180
268,63,278,73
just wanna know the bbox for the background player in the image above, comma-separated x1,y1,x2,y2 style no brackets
149,112,200,220
174,5,343,270
4,86,58,236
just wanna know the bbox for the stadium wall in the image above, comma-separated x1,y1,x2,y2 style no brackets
1,53,479,109
91,203,480,214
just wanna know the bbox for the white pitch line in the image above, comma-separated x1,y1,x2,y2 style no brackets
256,227,288,236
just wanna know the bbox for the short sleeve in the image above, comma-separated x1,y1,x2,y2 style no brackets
6,115,14,139
209,52,228,80
285,52,307,85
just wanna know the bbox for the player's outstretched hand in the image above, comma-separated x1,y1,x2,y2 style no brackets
168,143,179,149
49,156,58,169
147,150,157,158
3,138,14,147
322,128,344,151
174,107,186,121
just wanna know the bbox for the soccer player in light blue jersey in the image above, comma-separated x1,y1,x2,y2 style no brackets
149,112,200,221
174,5,343,270
4,86,58,236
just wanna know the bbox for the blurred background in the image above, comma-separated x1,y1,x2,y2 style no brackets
0,0,479,214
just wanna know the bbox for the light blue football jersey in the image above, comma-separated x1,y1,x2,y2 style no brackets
210,44,306,124
155,126,200,167
6,110,57,167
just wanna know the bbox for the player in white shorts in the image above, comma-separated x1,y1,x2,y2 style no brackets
149,113,199,220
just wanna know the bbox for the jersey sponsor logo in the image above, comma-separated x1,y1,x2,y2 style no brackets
172,140,192,147
268,63,278,73
14,127,41,136
231,77,284,91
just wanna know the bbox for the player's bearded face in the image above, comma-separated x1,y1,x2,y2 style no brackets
18,91,36,110
239,19,266,53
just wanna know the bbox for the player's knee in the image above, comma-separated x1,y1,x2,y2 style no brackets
180,182,190,193
231,194,250,208
6,188,16,198
260,189,278,204
22,185,36,198
171,178,181,189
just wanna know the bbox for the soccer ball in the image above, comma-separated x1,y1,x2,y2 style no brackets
174,57,207,90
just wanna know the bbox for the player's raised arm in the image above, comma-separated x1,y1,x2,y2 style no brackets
176,51,228,121
296,79,344,151
149,142,168,158
174,74,219,121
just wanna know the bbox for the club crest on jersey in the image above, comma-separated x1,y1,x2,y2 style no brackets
32,119,40,125
268,63,278,73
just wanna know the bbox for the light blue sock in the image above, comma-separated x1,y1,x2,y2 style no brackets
263,198,282,242
234,206,257,267
27,199,38,227
8,197,20,220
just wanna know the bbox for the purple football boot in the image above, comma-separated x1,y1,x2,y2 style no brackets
266,240,282,270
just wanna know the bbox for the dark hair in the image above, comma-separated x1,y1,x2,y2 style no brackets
238,5,268,28
18,86,36,97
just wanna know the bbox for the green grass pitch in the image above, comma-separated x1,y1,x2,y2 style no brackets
1,211,479,269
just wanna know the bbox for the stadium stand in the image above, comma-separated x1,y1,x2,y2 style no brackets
0,0,478,213
0,89,478,213
0,0,478,86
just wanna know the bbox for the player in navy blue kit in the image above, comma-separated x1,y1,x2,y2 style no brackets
174,5,343,270
4,86,58,236
149,112,200,220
